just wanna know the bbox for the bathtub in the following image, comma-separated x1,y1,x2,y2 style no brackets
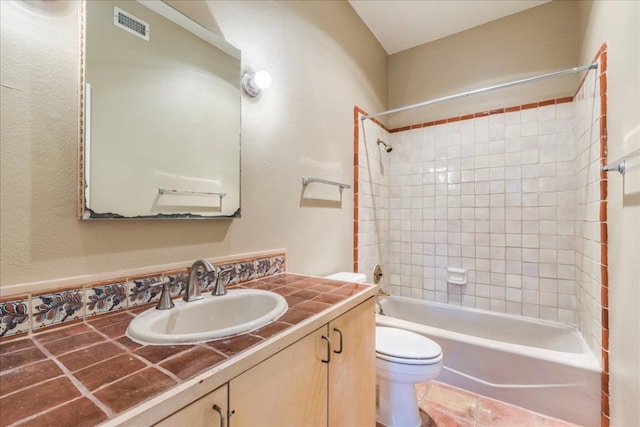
376,296,601,427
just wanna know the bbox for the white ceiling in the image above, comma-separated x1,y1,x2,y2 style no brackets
348,0,551,54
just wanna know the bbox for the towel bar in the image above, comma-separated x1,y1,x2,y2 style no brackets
301,176,351,189
158,187,226,197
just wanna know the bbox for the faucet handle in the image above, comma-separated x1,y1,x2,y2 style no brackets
154,280,175,310
212,265,233,296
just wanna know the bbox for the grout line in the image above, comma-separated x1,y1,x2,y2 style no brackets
82,319,186,387
28,334,116,420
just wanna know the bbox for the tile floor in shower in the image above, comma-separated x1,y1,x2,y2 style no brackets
376,381,579,427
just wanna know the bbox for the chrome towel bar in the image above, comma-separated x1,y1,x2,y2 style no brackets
158,187,226,197
302,176,351,190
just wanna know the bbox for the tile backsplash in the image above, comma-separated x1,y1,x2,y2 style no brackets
0,252,286,339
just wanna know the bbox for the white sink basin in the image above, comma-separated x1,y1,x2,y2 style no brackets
126,289,288,345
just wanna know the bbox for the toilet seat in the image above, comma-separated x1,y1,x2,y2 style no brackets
376,327,442,365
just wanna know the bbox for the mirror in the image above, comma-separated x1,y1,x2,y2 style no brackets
80,0,241,219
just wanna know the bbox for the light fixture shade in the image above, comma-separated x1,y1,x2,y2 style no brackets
242,70,271,97
253,70,272,90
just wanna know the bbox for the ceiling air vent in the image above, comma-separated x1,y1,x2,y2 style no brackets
113,6,150,41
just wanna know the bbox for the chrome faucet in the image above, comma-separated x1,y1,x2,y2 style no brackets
184,259,215,302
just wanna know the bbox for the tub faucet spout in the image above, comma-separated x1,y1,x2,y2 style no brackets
376,287,389,315
184,259,215,302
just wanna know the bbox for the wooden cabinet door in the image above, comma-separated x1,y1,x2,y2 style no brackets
230,326,329,427
154,384,228,427
328,298,376,427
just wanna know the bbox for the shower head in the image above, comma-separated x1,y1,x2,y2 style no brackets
377,138,392,153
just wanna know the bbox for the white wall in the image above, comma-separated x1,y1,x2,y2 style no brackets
0,0,388,291
577,2,640,426
388,1,578,129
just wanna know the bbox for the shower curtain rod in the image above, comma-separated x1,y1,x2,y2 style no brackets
361,63,598,121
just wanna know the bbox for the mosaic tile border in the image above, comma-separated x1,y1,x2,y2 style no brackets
0,252,286,339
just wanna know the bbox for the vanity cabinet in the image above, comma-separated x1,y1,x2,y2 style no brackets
154,384,228,427
230,298,376,427
230,297,375,426
153,298,375,427
327,297,376,425
230,325,329,426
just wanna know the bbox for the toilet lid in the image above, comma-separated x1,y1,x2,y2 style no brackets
376,327,442,362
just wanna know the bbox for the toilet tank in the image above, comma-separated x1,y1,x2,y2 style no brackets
325,272,367,283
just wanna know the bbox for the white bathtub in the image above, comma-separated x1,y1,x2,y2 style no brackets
376,296,601,427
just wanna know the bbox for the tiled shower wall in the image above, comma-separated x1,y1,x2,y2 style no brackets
356,64,604,360
386,101,578,323
573,64,604,361
354,107,390,283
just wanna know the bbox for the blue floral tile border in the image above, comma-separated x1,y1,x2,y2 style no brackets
31,289,85,331
268,255,285,275
164,270,188,298
128,274,164,308
86,280,128,317
0,295,30,338
0,252,287,339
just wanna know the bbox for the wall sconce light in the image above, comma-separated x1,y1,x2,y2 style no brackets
242,70,272,97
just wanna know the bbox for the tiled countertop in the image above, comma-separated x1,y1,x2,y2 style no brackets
0,273,376,427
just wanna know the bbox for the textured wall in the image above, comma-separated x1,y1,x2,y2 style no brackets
577,2,640,426
0,0,388,291
387,1,578,128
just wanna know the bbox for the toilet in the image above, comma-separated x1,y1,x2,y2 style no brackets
376,327,442,427
325,272,443,427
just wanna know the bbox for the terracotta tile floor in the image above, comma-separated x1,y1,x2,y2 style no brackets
377,381,579,427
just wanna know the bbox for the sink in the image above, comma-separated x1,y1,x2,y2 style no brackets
126,289,288,345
